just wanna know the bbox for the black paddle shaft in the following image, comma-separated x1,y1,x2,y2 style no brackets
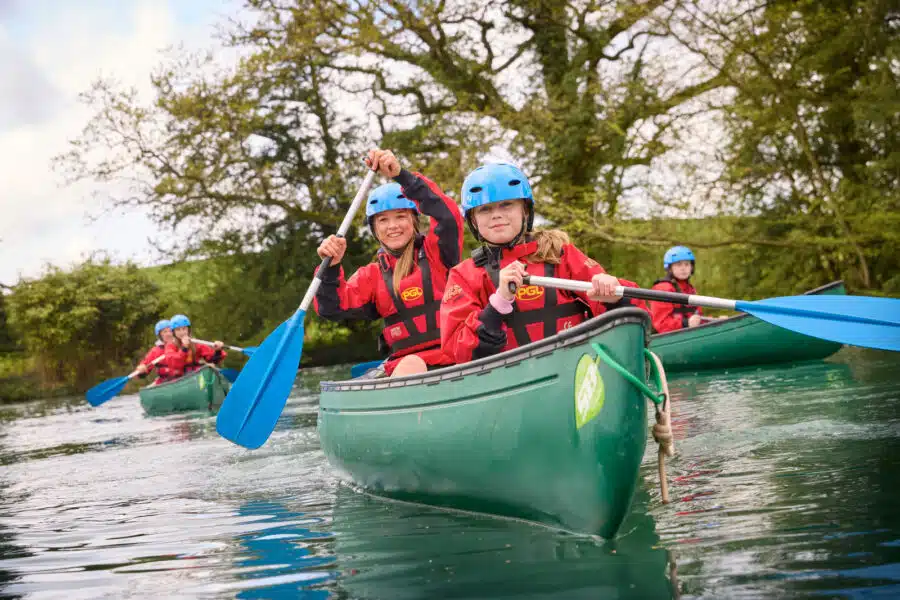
519,276,701,307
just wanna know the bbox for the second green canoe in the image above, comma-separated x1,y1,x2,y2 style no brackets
319,307,654,539
649,280,847,372
138,366,230,416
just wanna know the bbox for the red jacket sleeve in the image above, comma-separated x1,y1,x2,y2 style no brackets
313,263,381,321
140,345,164,367
163,343,187,378
560,245,648,316
440,262,508,364
195,343,227,365
650,281,686,333
396,170,464,271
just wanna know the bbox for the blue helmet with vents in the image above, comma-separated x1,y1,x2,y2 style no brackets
170,314,191,329
664,246,695,269
460,163,534,240
365,183,417,220
154,319,172,337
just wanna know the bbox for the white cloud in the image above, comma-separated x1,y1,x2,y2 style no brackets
0,0,244,285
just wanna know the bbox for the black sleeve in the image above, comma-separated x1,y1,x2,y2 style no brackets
315,265,381,322
395,169,461,268
472,304,508,360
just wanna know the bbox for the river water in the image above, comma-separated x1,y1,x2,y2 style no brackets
0,348,898,599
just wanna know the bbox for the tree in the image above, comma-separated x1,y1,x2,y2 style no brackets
670,0,900,291
6,258,164,391
237,0,727,227
0,290,15,353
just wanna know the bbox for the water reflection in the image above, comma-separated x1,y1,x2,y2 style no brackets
325,485,675,599
233,501,335,599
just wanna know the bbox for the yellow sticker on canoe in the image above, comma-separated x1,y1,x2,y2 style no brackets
574,354,605,429
198,372,207,390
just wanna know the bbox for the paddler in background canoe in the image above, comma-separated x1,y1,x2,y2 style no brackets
313,148,464,378
649,246,723,333
164,313,227,377
440,163,647,363
134,319,180,386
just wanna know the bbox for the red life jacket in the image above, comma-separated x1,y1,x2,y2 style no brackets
139,344,177,381
649,277,701,333
440,241,643,364
377,243,443,355
475,246,591,347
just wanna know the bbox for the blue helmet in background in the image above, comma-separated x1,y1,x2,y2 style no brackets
460,163,534,240
664,246,696,269
170,314,191,329
154,319,173,337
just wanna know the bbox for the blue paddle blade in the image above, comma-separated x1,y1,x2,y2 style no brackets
242,346,257,357
350,360,384,379
736,294,900,352
85,376,130,407
216,314,306,449
219,368,240,383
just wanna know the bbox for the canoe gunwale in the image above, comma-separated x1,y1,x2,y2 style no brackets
649,279,846,340
321,307,650,393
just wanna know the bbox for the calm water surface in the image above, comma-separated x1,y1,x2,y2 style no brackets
0,348,898,599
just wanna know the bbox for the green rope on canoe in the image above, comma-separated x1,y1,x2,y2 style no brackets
590,343,665,406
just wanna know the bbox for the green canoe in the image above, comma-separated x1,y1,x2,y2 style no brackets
138,366,230,416
648,280,847,372
319,307,654,539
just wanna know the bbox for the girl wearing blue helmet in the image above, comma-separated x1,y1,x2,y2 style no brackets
314,149,464,377
649,246,703,333
164,313,227,377
440,163,644,364
134,319,178,384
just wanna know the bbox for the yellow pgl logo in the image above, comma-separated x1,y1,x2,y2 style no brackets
516,285,544,301
401,287,423,302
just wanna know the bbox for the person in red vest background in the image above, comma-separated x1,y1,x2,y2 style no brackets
649,246,705,333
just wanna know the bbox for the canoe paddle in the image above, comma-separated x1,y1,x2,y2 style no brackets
523,275,900,352
192,339,257,357
216,168,379,449
350,359,384,378
85,354,166,407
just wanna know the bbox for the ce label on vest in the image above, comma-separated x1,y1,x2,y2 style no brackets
574,354,605,429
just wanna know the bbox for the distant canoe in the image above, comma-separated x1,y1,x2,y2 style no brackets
649,281,846,372
319,307,652,538
138,366,230,416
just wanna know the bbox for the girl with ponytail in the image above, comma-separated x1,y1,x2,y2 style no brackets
314,149,463,377
440,163,646,364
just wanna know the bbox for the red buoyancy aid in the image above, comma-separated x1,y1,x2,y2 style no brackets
649,277,702,333
440,241,644,364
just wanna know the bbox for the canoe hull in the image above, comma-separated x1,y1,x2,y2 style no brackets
138,366,230,416
649,281,846,372
319,308,652,538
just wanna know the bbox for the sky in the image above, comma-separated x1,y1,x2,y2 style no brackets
0,0,244,286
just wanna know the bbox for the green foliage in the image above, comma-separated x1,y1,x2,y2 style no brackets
6,258,164,392
0,292,16,352
708,0,900,291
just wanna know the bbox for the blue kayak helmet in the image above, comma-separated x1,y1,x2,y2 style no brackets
154,319,173,337
663,246,696,270
170,314,191,329
365,183,418,239
460,163,534,242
